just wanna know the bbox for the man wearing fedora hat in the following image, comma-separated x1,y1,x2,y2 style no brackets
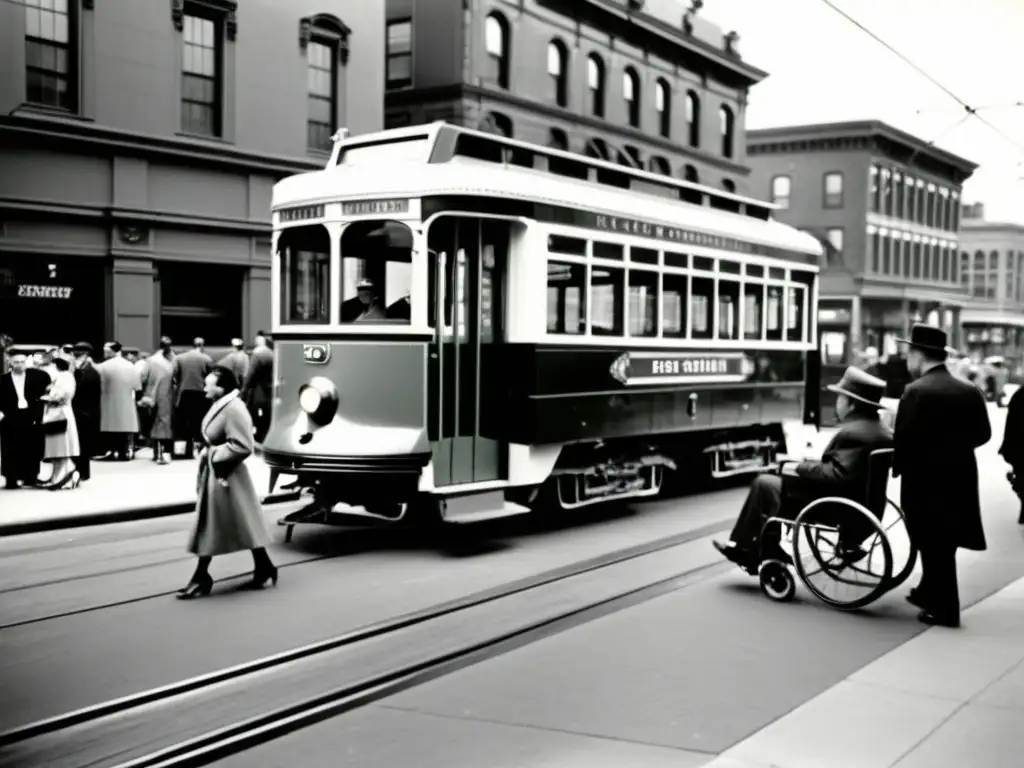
714,366,893,571
894,323,991,628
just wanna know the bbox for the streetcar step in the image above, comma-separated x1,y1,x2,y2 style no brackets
440,491,531,525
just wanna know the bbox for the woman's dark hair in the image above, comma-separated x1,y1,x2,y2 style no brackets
54,357,71,372
210,364,240,393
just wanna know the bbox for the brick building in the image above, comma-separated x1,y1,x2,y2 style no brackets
958,203,1024,359
384,0,764,194
0,0,384,353
746,120,977,365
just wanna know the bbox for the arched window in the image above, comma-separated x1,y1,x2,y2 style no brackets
547,39,568,107
618,145,641,168
683,164,699,183
722,179,736,193
548,128,569,151
685,90,700,148
720,104,735,159
587,54,605,118
648,156,671,175
487,111,513,137
584,137,610,160
485,13,510,89
655,78,670,138
623,67,640,127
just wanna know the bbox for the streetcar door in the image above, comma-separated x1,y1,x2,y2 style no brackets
427,217,509,486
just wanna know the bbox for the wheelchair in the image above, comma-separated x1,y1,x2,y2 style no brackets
753,448,918,610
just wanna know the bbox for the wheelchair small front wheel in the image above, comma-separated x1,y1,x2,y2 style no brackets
759,559,796,602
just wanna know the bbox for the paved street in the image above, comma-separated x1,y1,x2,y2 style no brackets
0,406,1019,767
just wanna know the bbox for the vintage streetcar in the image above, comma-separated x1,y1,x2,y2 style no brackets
262,122,824,539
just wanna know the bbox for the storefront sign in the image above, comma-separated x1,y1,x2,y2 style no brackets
609,351,749,386
279,205,325,222
17,284,74,299
342,199,410,216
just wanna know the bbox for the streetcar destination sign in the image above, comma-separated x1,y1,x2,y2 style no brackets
341,199,410,216
589,213,758,254
17,284,74,299
609,351,749,386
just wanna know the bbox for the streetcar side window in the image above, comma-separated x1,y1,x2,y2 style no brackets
591,265,624,336
787,285,805,342
743,283,763,340
628,268,658,337
661,272,688,338
718,279,740,340
690,276,713,339
547,261,586,334
339,220,413,324
766,286,784,341
278,225,331,325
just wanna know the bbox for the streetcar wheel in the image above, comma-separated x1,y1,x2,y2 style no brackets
759,560,796,602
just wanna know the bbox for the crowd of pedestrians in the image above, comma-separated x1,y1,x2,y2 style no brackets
0,332,274,492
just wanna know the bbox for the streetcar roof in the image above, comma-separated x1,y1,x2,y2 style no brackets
273,123,824,261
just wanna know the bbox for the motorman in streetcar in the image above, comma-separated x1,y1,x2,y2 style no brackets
713,367,894,572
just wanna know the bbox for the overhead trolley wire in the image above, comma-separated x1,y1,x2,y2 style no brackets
818,0,1024,159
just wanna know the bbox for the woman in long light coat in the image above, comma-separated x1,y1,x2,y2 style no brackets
40,354,81,489
140,339,176,464
177,365,277,600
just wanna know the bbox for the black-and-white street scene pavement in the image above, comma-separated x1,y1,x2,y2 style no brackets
0,402,1021,767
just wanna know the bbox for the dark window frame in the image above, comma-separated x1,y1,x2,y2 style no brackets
306,36,338,151
179,5,224,138
822,171,844,209
547,38,568,107
685,90,700,147
719,104,735,159
24,0,78,113
485,12,510,90
386,18,412,89
587,53,605,118
655,78,671,138
623,66,640,128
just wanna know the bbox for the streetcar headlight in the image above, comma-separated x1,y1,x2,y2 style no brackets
299,387,322,414
297,377,338,427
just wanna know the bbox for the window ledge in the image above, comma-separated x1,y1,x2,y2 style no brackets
175,131,234,146
13,105,94,123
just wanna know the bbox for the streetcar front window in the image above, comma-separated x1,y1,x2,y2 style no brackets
339,219,413,324
278,225,331,324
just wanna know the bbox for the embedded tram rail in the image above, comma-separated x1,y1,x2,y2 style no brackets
0,522,733,768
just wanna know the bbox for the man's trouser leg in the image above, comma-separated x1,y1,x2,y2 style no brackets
729,473,784,552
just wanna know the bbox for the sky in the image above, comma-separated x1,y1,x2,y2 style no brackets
698,0,1024,225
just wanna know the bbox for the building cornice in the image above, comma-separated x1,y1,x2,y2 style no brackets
386,83,752,176
0,112,323,178
747,120,978,183
535,0,767,88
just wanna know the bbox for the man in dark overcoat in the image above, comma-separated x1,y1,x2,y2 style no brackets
713,366,894,571
999,384,1024,523
242,331,274,443
71,341,102,481
0,350,50,488
893,324,991,628
172,337,213,459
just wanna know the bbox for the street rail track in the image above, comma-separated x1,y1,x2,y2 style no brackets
0,519,730,766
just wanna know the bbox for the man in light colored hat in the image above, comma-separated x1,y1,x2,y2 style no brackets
893,323,990,628
218,337,250,386
714,366,894,571
340,279,386,323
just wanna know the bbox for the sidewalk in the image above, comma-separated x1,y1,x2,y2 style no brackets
706,575,1024,768
0,448,300,536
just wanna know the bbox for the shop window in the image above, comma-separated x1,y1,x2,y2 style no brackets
743,283,762,340
628,269,658,337
546,261,585,334
161,261,242,344
690,276,713,339
662,272,688,338
590,265,624,336
278,224,330,324
339,220,413,323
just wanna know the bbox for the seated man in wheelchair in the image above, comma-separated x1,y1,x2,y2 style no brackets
713,366,893,573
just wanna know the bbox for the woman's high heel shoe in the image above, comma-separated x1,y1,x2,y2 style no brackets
245,565,278,590
176,574,214,600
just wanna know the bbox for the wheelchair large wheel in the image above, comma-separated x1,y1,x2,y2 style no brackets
792,498,894,611
875,498,918,590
